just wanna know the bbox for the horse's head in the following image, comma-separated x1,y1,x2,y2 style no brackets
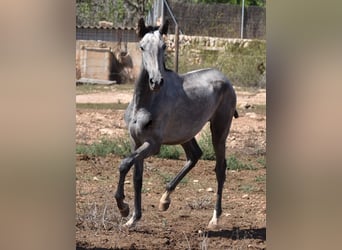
137,18,169,91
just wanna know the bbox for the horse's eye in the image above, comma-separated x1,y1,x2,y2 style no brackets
140,46,144,51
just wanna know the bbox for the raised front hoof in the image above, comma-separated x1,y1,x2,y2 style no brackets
158,201,170,211
119,203,130,217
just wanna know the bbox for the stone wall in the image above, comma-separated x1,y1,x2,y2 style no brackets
75,35,266,87
164,35,266,88
166,34,256,51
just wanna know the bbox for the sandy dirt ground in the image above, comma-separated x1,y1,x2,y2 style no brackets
76,86,266,249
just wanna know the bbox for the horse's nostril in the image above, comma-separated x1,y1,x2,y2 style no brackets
149,78,163,90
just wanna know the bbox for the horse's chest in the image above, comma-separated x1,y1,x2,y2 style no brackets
127,109,154,140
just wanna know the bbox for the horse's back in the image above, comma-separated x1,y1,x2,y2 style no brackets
180,68,236,101
182,68,228,82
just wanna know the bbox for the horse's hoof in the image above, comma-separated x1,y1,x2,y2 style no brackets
123,220,135,228
207,221,219,230
207,217,219,230
159,201,170,211
159,191,171,211
119,203,130,217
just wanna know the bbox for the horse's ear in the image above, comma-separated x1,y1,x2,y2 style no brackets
137,18,147,38
159,19,169,36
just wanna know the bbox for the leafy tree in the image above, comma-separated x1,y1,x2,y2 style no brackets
76,0,265,27
190,0,265,7
76,0,154,26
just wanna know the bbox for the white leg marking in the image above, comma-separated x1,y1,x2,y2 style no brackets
207,210,219,229
124,213,137,228
159,191,171,211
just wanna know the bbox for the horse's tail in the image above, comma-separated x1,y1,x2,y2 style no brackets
234,110,239,118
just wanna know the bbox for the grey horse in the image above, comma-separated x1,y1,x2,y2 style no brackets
115,18,238,229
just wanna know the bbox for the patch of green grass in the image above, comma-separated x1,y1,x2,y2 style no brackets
76,137,131,157
227,155,257,171
154,169,188,185
157,145,182,160
198,128,216,160
257,156,266,168
238,184,256,193
255,175,266,183
76,136,184,160
158,172,173,185
77,132,214,160
76,84,113,95
76,102,128,110
76,83,133,95
155,171,173,185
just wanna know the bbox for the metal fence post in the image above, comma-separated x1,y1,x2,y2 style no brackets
241,0,245,39
174,24,179,73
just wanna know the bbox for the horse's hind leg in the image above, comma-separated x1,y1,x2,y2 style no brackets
159,138,202,211
208,110,234,229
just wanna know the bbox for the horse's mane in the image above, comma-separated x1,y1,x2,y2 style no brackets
137,18,169,38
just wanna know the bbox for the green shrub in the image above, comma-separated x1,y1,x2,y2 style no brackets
157,145,182,159
227,155,256,171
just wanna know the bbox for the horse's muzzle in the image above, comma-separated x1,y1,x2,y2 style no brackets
149,78,164,91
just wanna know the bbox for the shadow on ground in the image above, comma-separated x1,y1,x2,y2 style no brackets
207,227,266,241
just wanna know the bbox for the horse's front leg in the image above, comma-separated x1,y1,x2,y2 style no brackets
124,158,143,227
114,141,158,227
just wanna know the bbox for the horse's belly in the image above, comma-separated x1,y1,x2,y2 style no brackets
162,131,202,145
162,114,209,145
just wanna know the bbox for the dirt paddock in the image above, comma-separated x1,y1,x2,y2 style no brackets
76,86,266,249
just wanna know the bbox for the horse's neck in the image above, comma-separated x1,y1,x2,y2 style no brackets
133,68,154,111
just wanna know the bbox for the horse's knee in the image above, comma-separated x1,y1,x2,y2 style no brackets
215,162,226,175
119,157,133,174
